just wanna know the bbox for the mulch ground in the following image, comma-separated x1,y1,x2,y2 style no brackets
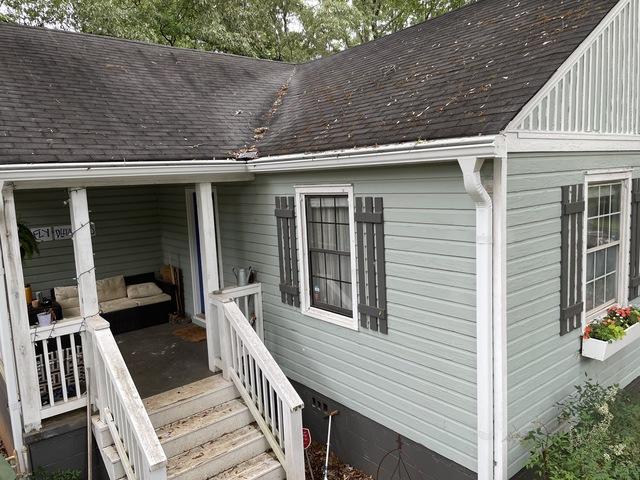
304,442,373,480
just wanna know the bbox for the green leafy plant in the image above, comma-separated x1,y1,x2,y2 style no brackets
30,467,81,480
583,305,640,343
524,379,640,479
18,222,39,261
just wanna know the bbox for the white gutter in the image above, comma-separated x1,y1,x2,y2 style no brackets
247,135,505,172
458,157,494,480
0,136,505,187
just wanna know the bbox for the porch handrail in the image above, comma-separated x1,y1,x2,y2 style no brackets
210,291,305,479
215,283,264,340
85,316,167,480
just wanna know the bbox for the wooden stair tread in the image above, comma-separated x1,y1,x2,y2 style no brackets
167,424,264,477
156,399,248,443
208,452,283,480
144,374,234,414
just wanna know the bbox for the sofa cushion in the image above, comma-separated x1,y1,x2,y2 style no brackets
133,293,171,307
54,285,79,304
96,275,127,302
61,306,81,318
126,282,163,299
100,298,138,313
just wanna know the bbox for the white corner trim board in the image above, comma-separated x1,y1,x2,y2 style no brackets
458,157,495,480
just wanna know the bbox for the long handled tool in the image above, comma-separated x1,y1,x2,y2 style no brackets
322,410,339,480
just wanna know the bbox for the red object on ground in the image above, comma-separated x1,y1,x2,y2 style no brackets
303,428,312,449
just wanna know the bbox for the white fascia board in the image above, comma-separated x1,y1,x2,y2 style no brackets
505,131,640,153
2,135,506,188
2,161,252,189
247,135,505,172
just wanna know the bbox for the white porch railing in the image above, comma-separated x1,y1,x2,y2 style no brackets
216,283,264,340
85,316,167,480
31,318,88,420
211,288,305,479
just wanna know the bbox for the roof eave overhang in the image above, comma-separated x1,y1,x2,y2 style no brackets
247,135,506,172
1,135,506,189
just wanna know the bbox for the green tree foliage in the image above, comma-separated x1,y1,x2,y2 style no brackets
0,0,471,61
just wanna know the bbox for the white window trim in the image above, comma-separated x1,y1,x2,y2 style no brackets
295,184,359,330
582,170,633,328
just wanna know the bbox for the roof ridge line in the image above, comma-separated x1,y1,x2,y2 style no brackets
0,21,296,65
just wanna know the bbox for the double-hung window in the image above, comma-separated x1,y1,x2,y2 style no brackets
295,185,358,330
584,173,631,319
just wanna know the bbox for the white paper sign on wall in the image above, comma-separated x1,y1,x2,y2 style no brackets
53,223,96,240
31,223,96,242
30,226,53,242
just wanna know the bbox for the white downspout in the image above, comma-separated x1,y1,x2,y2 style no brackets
458,157,494,480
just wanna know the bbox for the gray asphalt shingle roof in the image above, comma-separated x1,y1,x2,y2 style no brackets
0,0,619,164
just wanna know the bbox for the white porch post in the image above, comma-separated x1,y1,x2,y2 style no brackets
68,188,99,318
195,183,221,372
0,185,41,432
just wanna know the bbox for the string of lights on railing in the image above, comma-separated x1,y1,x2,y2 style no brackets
31,194,100,344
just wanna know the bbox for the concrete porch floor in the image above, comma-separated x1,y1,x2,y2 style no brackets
116,322,212,399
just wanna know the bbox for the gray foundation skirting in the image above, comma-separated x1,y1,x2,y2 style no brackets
291,379,477,480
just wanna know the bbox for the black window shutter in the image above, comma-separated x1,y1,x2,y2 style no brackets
275,196,300,307
560,184,584,336
629,179,640,300
355,197,388,334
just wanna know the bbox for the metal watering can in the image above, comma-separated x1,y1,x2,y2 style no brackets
233,266,255,286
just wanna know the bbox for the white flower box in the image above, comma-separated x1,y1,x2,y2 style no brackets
581,322,640,361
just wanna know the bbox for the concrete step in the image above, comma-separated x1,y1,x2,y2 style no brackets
208,452,285,480
167,424,269,480
157,399,253,458
144,375,239,428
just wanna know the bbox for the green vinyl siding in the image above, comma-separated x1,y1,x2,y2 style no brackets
217,163,479,471
16,187,163,294
506,152,640,477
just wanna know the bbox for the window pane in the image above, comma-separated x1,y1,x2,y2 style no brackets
595,277,605,305
325,253,340,280
595,249,606,278
321,224,337,250
606,246,618,274
321,197,336,222
587,252,595,281
309,223,323,248
586,282,594,311
336,197,349,223
340,255,351,282
341,283,352,310
611,184,621,213
311,252,325,276
587,219,599,248
599,185,611,215
605,273,617,302
610,214,620,241
312,277,327,304
326,280,341,306
337,225,350,251
588,187,599,218
309,198,322,222
599,216,610,245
